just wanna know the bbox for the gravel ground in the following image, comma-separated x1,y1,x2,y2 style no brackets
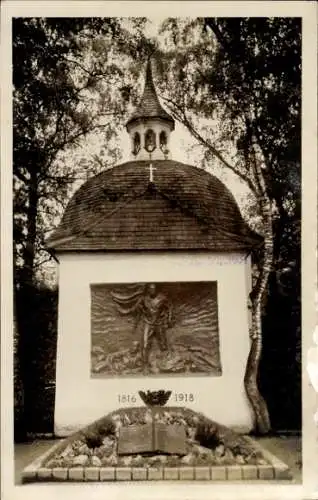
15,439,58,484
257,436,302,483
14,435,302,484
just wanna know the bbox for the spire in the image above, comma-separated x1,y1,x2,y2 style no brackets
126,59,175,132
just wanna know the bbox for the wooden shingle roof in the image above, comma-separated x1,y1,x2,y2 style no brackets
126,60,175,131
46,160,262,252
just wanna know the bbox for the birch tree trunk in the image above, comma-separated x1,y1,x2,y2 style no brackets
163,92,275,434
244,150,273,434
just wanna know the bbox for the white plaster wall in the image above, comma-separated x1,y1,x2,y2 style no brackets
54,251,253,436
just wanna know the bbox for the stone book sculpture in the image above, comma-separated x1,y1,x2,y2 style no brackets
117,422,187,456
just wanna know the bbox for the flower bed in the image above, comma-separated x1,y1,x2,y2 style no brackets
44,407,269,469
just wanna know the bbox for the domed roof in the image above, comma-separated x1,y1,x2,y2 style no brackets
47,160,262,252
126,60,175,131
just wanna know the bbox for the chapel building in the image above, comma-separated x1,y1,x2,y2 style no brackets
47,60,260,437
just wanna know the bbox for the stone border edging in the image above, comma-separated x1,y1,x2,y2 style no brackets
22,440,64,482
22,464,292,483
244,436,293,480
22,438,292,483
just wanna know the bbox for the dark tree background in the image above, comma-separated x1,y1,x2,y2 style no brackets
13,16,150,439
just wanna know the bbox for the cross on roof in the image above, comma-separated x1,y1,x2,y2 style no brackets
148,163,157,183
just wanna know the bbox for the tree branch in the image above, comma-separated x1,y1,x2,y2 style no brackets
33,255,54,268
204,19,229,50
64,57,96,76
14,169,29,184
162,94,257,194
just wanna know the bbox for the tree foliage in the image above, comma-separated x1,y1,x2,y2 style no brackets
13,17,153,288
159,16,301,310
155,17,301,432
13,16,152,436
157,16,300,261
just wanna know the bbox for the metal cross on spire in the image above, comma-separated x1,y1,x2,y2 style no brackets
148,163,157,183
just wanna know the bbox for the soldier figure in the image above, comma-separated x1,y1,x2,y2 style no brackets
111,283,173,372
140,284,172,369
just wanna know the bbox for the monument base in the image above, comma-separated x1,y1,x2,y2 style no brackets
23,405,292,483
22,437,292,483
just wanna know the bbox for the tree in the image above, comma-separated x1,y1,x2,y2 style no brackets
13,17,150,288
155,17,301,433
13,16,152,436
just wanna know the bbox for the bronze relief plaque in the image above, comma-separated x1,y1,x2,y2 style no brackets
91,281,221,376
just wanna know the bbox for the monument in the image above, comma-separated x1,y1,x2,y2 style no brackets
21,389,291,483
47,60,262,437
